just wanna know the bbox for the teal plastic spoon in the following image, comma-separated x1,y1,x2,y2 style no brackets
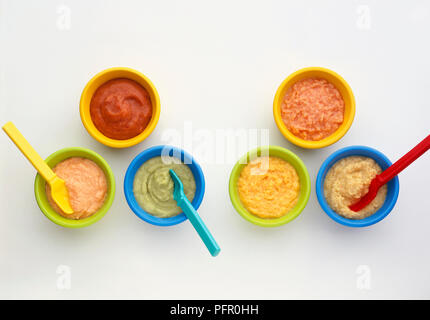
169,169,220,257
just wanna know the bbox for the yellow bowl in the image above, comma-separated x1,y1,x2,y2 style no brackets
80,67,161,148
273,67,355,149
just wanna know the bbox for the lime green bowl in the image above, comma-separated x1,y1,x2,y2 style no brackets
229,146,311,227
34,147,115,228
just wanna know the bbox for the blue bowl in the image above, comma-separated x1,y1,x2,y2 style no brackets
316,146,399,227
124,145,205,226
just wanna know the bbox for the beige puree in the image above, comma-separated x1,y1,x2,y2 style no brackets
324,156,387,219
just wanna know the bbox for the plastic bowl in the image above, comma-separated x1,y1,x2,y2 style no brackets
273,67,355,149
229,145,311,227
316,146,400,227
80,67,161,148
34,147,115,228
124,145,205,227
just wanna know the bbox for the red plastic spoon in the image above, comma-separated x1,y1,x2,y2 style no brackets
349,134,430,212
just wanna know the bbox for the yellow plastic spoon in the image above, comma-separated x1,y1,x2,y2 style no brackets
2,122,74,214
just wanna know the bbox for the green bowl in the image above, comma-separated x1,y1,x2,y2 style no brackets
34,147,115,228
229,146,311,227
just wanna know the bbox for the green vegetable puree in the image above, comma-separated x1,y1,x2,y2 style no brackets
133,156,196,217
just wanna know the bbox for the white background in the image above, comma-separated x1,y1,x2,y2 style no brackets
1,0,429,299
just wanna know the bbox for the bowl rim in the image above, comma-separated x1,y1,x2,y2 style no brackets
315,145,400,227
228,145,311,227
79,67,161,148
34,147,116,228
273,66,356,149
123,145,206,227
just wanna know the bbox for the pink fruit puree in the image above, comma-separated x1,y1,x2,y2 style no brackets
46,157,107,220
281,78,345,141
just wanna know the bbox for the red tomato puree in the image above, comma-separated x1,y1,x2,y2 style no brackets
90,78,152,140
281,78,345,141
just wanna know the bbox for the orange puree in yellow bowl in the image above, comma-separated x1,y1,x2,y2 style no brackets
46,157,108,220
281,78,345,141
273,67,355,149
237,156,300,219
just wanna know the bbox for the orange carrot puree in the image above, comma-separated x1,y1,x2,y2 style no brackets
281,78,344,141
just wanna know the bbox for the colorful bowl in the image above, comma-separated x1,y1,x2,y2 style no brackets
80,67,161,148
34,147,115,228
229,146,311,227
124,145,205,227
273,67,355,149
316,146,400,227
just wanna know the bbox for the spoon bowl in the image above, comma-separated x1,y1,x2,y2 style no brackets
316,146,399,227
34,147,115,228
123,145,205,227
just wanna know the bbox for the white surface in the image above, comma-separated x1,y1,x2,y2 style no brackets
1,0,429,300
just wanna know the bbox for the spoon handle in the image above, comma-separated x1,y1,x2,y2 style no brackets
379,134,430,184
177,197,220,257
2,122,56,183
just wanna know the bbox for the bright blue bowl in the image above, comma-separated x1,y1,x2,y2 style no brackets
124,145,205,226
316,146,399,227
